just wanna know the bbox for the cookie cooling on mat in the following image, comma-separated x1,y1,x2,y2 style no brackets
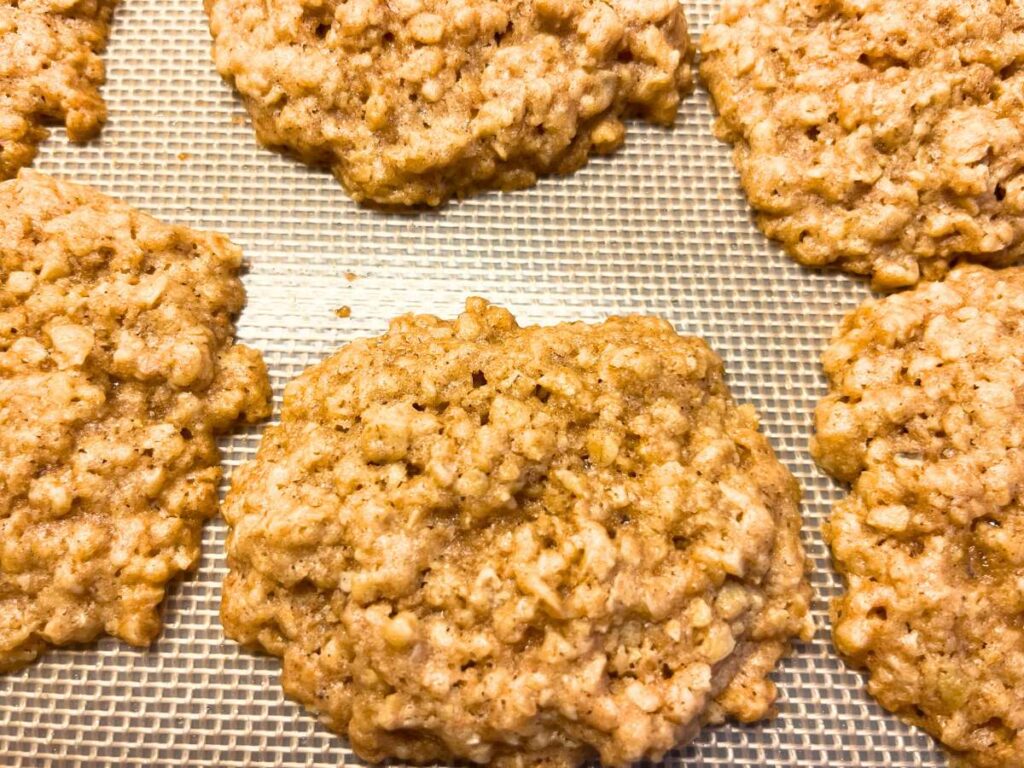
0,0,118,179
221,299,813,767
205,0,692,205
813,264,1024,767
701,0,1024,290
0,171,271,672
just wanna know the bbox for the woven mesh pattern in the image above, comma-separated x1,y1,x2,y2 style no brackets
0,0,949,765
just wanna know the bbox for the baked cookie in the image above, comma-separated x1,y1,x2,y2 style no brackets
205,0,692,206
0,171,271,673
812,264,1024,767
222,299,813,767
0,0,118,179
701,0,1024,290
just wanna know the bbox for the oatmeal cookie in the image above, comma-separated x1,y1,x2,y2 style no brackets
0,0,118,179
222,299,813,767
701,0,1024,290
205,0,692,206
0,171,271,673
812,264,1024,767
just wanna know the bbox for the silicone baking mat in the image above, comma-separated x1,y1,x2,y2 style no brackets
0,0,949,765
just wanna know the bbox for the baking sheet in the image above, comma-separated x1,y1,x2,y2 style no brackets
1,0,948,765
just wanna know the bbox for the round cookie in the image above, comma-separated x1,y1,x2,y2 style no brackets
0,171,271,672
221,299,813,767
1,0,118,179
701,0,1024,290
812,264,1024,767
205,0,692,206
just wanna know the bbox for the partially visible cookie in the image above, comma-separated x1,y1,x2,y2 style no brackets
812,264,1024,767
0,171,271,673
0,0,118,179
701,0,1024,290
205,0,692,206
221,299,813,768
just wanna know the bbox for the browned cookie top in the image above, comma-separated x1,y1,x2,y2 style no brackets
702,0,1024,290
206,0,692,205
813,264,1024,766
221,299,812,768
0,0,118,179
0,171,271,672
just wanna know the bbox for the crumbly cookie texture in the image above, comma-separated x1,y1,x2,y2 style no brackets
0,171,271,673
0,0,118,180
701,0,1024,290
812,264,1024,767
205,0,692,206
222,299,813,767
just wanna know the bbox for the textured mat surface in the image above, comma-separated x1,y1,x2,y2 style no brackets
0,0,948,765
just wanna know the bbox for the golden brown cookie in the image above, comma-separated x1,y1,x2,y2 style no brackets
0,171,271,673
813,264,1024,767
0,0,118,179
701,0,1024,290
222,299,813,768
205,0,692,206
